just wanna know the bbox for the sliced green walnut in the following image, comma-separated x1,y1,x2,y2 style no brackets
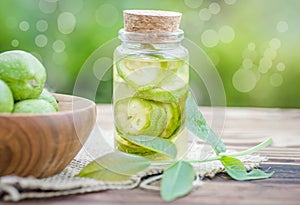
163,59,185,71
116,56,186,88
114,97,167,137
114,133,169,160
116,57,166,88
135,72,188,103
160,103,181,138
145,54,184,71
113,82,136,101
114,133,154,155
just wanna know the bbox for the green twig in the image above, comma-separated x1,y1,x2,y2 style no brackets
156,138,273,165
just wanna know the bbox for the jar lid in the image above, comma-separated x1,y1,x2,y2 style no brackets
123,10,182,33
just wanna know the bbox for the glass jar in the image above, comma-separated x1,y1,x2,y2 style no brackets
113,29,189,160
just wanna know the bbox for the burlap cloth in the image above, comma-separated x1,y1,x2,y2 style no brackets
0,127,267,202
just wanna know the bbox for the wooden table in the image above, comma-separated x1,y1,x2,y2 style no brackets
2,106,300,205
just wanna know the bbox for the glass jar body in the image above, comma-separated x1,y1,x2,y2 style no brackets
113,30,189,160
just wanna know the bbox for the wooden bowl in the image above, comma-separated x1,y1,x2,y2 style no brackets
0,94,96,178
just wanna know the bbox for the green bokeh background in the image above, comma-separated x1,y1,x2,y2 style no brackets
0,0,299,108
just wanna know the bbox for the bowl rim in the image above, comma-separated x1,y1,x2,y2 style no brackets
0,93,96,117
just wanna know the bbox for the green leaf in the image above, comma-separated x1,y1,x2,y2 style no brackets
76,152,150,181
220,156,274,181
122,134,177,159
185,93,226,154
161,160,195,202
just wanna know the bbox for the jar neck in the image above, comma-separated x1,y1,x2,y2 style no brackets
122,42,181,50
118,29,184,50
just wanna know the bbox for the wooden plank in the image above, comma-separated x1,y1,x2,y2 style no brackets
7,181,300,205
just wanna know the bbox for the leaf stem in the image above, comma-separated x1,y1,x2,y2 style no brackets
220,138,273,158
157,138,273,164
187,156,221,163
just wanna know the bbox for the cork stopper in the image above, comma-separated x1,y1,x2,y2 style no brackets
123,10,182,33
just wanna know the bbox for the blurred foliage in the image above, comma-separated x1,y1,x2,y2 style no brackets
0,0,299,108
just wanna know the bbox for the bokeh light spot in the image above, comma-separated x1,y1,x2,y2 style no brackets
242,58,253,69
95,4,119,27
224,0,237,5
19,21,30,31
248,42,256,51
219,25,235,43
252,65,260,81
209,2,221,15
276,62,286,71
258,57,272,73
184,0,203,8
277,21,288,33
201,29,219,48
270,73,283,87
52,40,65,53
199,8,212,21
36,20,48,32
264,48,277,60
39,0,57,14
93,57,113,81
57,12,76,34
35,34,48,47
11,39,19,47
269,38,281,50
232,69,257,93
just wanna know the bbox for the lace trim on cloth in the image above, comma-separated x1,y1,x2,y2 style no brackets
0,140,268,202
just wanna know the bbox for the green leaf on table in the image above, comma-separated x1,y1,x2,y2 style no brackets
122,134,177,159
76,152,150,181
161,160,195,202
220,156,274,181
185,93,226,154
